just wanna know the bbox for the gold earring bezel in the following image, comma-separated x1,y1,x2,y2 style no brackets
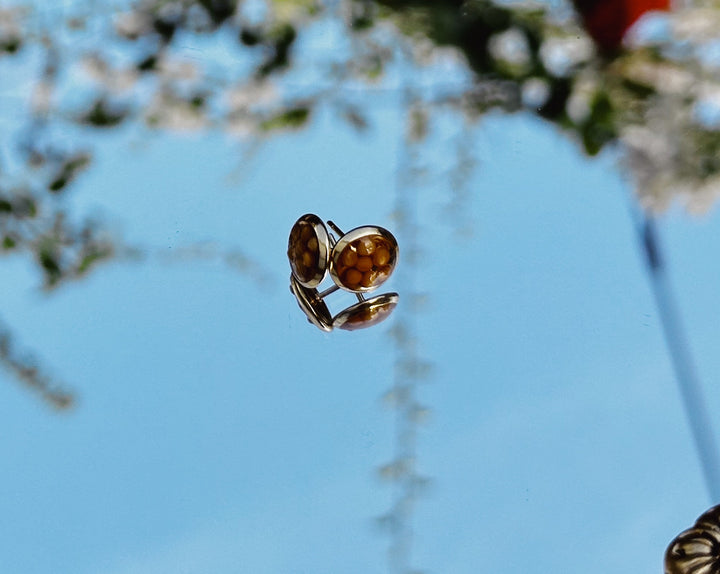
289,274,334,332
328,225,398,293
287,213,331,288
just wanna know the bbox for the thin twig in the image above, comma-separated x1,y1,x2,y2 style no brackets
633,208,720,503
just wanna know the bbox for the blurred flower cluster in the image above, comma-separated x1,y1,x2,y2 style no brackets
4,0,720,214
2,0,720,404
616,1,720,211
375,0,720,211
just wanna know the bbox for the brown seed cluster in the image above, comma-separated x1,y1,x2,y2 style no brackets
334,235,394,290
288,221,321,284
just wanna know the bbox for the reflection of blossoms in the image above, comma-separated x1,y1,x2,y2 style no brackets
622,60,695,96
695,82,720,128
225,81,278,112
156,56,200,83
619,94,720,212
225,114,255,137
671,6,720,44
31,80,53,115
225,81,279,137
8,0,720,216
621,126,682,211
489,28,531,70
382,0,720,210
521,77,550,108
565,73,596,123
81,55,139,93
539,35,594,77
113,10,153,40
606,5,720,210
145,90,208,131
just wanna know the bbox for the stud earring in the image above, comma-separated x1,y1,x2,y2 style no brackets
332,291,400,331
287,213,331,288
326,220,398,292
287,214,400,331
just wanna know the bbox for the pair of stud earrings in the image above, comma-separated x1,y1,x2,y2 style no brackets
287,214,399,331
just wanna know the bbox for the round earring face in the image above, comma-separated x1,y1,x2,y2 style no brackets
329,226,398,292
289,275,333,332
287,214,330,288
333,292,399,331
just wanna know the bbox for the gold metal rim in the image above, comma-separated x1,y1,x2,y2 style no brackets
288,214,331,288
328,225,398,293
289,275,333,332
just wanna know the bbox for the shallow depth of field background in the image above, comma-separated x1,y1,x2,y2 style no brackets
1,2,720,573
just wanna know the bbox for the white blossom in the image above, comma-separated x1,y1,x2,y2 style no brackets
671,8,720,42
226,81,278,111
146,93,207,131
31,81,53,114
623,60,695,96
539,35,594,77
489,28,531,68
0,7,23,46
685,177,720,214
157,57,200,83
113,11,152,40
80,55,138,92
225,114,256,138
693,82,720,128
521,77,550,109
566,75,597,124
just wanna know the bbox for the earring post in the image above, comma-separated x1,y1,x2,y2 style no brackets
318,284,341,298
326,220,364,302
327,220,344,237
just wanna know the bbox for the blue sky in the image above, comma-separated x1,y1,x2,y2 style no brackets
2,7,720,574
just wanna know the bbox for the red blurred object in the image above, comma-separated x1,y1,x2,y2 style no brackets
572,0,670,53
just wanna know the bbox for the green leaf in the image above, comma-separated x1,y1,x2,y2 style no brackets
260,107,310,131
48,153,92,193
239,27,262,46
258,23,297,76
581,91,616,156
38,246,62,287
12,196,37,218
80,100,129,128
76,246,113,275
137,54,158,72
197,0,237,25
1,37,21,54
